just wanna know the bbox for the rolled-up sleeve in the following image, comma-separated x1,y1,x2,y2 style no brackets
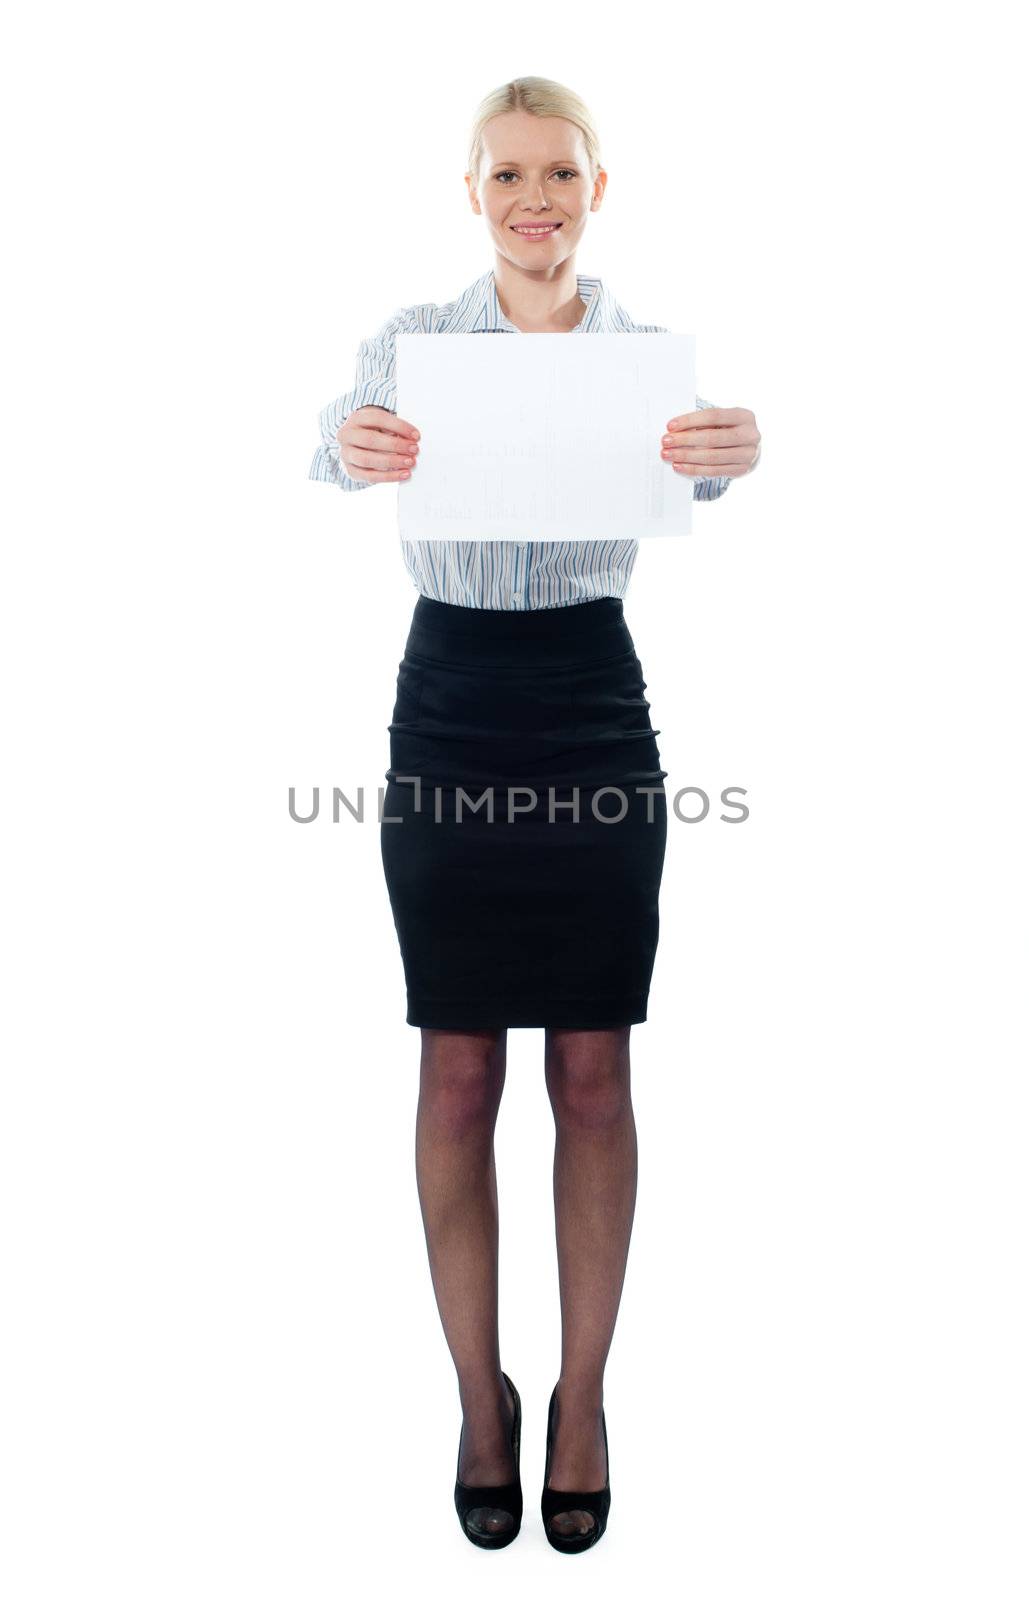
308,306,416,491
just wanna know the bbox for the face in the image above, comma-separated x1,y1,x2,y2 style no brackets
466,110,606,268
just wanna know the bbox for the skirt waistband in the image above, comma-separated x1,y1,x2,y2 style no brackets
404,595,635,668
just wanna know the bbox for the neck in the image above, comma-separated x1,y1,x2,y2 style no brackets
491,257,586,332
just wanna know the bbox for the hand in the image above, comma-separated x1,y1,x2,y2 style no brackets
660,407,761,479
337,406,420,485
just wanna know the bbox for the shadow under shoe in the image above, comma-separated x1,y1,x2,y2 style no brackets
540,1381,611,1554
454,1372,523,1549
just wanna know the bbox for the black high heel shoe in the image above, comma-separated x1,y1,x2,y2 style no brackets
541,1381,611,1554
454,1371,523,1549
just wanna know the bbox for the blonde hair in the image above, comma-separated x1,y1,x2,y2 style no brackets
467,77,602,188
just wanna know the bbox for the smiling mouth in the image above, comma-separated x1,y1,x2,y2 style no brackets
510,223,563,235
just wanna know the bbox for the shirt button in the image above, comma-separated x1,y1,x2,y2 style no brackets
515,541,527,549
510,594,523,606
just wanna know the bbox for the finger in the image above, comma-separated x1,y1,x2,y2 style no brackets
672,461,751,478
346,466,413,483
346,407,421,440
666,407,752,431
346,423,420,459
343,441,419,477
663,423,757,450
661,445,755,465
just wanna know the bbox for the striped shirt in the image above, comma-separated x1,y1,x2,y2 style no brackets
309,267,730,610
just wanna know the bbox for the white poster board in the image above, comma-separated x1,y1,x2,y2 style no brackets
394,332,696,541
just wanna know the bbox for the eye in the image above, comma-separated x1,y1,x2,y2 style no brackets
493,169,579,183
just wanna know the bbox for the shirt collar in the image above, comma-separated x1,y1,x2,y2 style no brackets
448,268,611,334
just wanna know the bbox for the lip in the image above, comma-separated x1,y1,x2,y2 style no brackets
510,222,562,235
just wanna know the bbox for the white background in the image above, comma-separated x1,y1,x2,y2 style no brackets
3,2,1026,1595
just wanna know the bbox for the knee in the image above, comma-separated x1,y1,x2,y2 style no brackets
419,1029,505,1137
545,1029,631,1132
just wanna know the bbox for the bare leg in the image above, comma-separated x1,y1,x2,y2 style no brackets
543,1024,637,1536
415,1026,517,1535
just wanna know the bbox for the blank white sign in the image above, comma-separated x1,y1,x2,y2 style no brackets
394,331,696,542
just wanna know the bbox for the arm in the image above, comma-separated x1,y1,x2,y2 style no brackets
308,306,416,491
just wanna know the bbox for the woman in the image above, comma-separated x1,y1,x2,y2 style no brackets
309,77,761,1554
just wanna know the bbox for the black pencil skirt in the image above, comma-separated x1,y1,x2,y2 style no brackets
379,594,668,1030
